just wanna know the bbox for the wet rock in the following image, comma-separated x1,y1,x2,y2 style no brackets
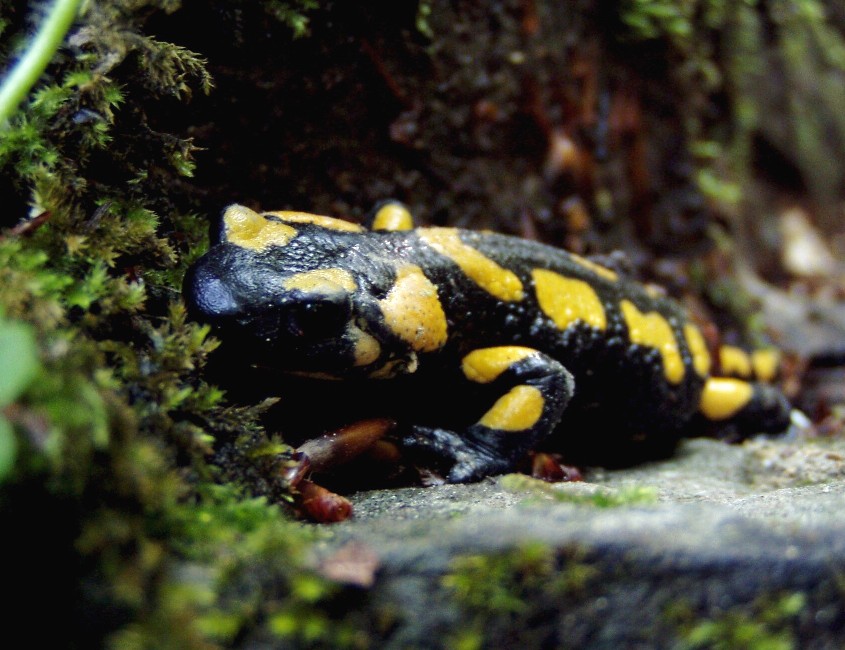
326,438,845,648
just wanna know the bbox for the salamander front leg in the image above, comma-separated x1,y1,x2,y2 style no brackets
402,346,574,482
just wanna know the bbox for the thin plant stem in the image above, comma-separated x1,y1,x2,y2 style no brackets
0,0,84,125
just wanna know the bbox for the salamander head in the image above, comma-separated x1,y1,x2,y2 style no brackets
183,205,412,377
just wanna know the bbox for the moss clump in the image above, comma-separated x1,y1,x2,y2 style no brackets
667,592,807,650
619,0,696,43
443,543,598,649
0,1,359,647
500,474,659,507
263,0,320,38
108,483,374,649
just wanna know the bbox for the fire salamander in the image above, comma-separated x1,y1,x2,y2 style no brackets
184,202,795,482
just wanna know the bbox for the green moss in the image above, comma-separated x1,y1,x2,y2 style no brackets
695,167,742,206
0,1,349,647
618,0,845,240
100,483,374,649
443,543,598,648
500,474,659,508
263,0,319,38
415,1,434,39
619,0,695,43
667,592,807,650
0,232,366,643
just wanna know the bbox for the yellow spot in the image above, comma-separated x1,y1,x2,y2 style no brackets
379,265,448,352
372,203,414,231
699,378,754,420
223,204,297,251
462,347,539,384
348,326,381,367
283,268,357,293
532,269,607,331
684,323,711,377
569,253,618,281
478,385,545,431
264,210,365,232
620,300,685,384
419,228,525,301
751,349,781,383
719,345,752,378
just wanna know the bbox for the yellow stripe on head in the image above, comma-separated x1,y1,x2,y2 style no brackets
282,268,358,293
419,228,525,301
532,269,607,331
264,210,366,232
699,377,754,420
223,204,297,251
621,300,684,384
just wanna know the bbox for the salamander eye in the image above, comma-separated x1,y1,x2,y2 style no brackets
286,294,352,338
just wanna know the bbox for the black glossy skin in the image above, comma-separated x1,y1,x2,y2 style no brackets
184,204,792,479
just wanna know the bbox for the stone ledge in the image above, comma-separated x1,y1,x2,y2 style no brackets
321,438,845,648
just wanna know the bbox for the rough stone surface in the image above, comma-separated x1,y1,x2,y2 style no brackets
323,437,845,648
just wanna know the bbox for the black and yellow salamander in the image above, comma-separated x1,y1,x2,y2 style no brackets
184,202,795,482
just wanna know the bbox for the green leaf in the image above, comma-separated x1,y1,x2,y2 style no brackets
0,320,40,406
0,417,17,481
